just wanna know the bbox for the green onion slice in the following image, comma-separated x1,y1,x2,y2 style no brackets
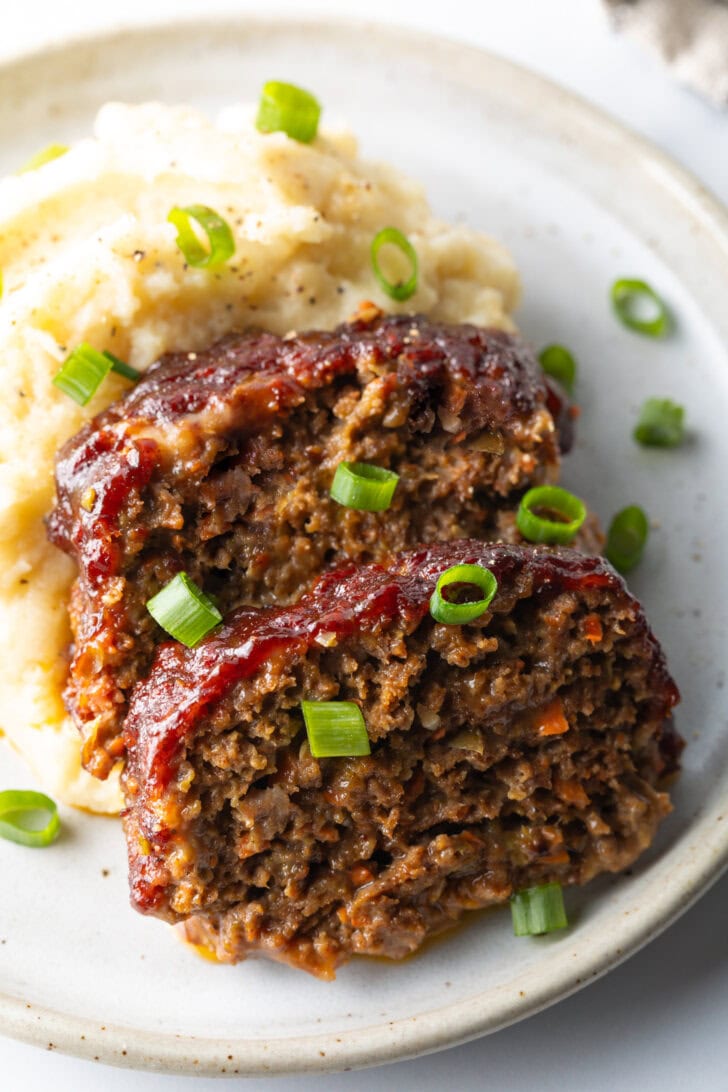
611,278,670,337
19,143,69,173
510,882,568,936
52,343,113,406
0,790,60,848
429,564,498,625
256,80,321,143
167,205,235,269
633,397,684,447
103,350,142,383
605,505,649,574
330,461,399,511
516,485,587,546
538,344,577,394
371,227,418,302
301,701,371,758
52,344,140,405
146,572,222,647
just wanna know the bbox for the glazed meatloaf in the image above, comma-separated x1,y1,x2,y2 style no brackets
122,540,680,980
48,310,581,779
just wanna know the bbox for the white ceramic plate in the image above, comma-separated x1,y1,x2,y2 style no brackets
1,16,728,1078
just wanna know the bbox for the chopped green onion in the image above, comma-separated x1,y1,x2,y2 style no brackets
605,505,649,573
371,227,418,302
0,790,60,848
633,398,684,447
256,81,321,143
429,564,498,625
167,205,235,269
516,485,587,545
330,461,399,511
19,143,69,173
301,701,371,758
611,278,670,337
510,882,568,936
52,344,140,405
103,350,141,383
538,344,577,394
146,572,222,647
52,343,113,406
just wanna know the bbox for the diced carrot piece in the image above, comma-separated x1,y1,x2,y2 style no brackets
349,864,375,887
554,776,590,809
583,613,603,644
534,697,569,737
538,849,570,866
353,299,382,323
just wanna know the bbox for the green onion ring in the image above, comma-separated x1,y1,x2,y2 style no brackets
633,397,685,447
103,350,142,383
510,882,568,936
146,572,222,647
429,563,498,625
370,227,418,302
52,343,113,406
0,790,60,848
516,485,587,546
167,204,235,269
605,505,649,574
329,461,399,511
538,344,577,393
255,81,321,143
301,701,371,758
611,278,670,337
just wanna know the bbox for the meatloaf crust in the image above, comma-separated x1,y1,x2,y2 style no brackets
122,541,680,979
48,311,577,778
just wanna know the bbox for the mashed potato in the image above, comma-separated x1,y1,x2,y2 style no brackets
0,101,520,813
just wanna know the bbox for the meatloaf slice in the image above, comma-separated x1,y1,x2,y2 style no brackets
48,310,577,778
122,541,680,980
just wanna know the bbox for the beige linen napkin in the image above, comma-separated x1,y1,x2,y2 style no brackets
604,0,728,105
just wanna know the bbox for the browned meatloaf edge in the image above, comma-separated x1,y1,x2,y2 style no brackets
122,540,680,980
48,310,579,779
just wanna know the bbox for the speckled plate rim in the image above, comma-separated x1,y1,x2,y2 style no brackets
1,13,728,1077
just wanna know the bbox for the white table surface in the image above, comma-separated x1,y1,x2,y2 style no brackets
2,1,727,1089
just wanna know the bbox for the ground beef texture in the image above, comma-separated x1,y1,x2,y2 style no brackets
48,311,575,778
122,540,680,980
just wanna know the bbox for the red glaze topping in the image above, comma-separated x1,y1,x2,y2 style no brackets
49,430,159,585
124,541,679,806
48,312,570,571
108,316,553,427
